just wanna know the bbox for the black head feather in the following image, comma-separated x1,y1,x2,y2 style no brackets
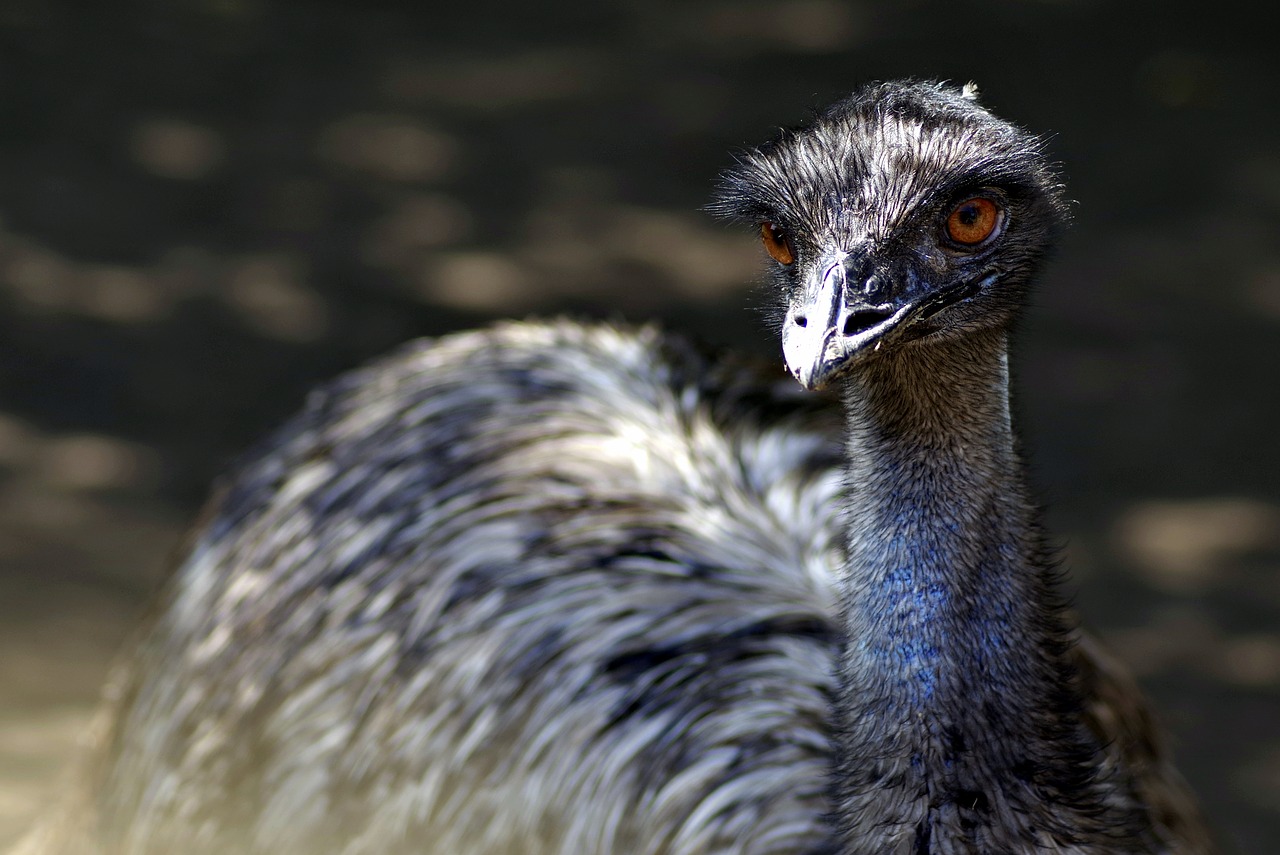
711,80,1066,237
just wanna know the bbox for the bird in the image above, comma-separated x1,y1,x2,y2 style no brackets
16,80,1215,855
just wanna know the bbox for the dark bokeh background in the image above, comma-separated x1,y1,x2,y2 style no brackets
0,0,1276,850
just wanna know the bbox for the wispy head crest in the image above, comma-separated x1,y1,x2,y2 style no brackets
709,79,1066,240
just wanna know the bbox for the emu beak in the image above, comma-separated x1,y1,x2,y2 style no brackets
781,258,908,390
781,259,990,390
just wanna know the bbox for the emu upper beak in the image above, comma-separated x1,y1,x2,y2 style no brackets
781,258,986,390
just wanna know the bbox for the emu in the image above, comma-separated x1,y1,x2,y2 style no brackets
18,81,1214,854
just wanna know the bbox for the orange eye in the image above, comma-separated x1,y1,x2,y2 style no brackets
945,197,1002,246
760,222,796,265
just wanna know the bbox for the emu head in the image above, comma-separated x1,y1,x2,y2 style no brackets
713,80,1068,389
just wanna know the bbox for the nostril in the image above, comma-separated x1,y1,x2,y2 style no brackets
841,309,893,337
793,314,808,328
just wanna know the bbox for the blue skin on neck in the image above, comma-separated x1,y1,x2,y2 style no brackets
871,533,1018,709
883,553,944,703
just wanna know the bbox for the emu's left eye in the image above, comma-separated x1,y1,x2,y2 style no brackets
760,222,796,265
945,197,1003,247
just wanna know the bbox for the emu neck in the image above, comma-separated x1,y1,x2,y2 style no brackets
833,329,1094,846
839,331,1036,711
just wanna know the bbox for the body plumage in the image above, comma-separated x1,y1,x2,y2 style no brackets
30,322,846,854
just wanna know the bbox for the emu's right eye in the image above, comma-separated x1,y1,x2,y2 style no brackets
945,197,1003,247
760,223,796,265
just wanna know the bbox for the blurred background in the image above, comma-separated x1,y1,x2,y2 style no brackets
0,0,1276,850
